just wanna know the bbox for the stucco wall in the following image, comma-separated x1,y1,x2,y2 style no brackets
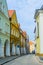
39,13,43,53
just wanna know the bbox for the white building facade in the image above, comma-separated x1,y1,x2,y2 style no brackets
34,5,43,55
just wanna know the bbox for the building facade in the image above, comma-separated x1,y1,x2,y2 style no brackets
21,34,26,54
0,0,29,57
8,10,20,56
0,0,10,57
34,5,43,56
19,30,27,55
29,41,35,53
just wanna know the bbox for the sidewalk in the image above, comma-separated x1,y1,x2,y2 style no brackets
0,56,20,65
39,56,43,63
36,56,43,63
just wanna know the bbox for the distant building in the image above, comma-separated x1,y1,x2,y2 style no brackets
25,34,29,54
19,29,26,55
29,41,35,53
34,5,43,56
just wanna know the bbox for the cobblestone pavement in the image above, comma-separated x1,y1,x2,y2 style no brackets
4,55,43,65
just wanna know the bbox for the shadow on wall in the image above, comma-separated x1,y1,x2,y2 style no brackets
4,39,10,56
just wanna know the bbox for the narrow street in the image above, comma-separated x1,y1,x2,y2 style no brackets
4,55,43,65
0,0,43,65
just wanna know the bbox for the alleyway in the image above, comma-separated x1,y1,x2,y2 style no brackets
4,55,43,65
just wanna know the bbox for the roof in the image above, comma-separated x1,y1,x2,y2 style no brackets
29,41,34,45
40,5,43,10
34,5,43,19
8,10,15,17
22,31,26,37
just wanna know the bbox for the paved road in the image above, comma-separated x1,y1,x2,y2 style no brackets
4,55,43,65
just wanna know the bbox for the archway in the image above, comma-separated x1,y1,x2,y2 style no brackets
24,47,26,54
4,39,10,56
15,44,20,55
11,41,15,55
21,45,24,55
0,39,4,57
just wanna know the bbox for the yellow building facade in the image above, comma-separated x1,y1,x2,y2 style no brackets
34,15,40,55
34,6,43,56
20,30,27,54
8,10,20,55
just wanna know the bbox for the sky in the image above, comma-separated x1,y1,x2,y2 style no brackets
7,0,43,41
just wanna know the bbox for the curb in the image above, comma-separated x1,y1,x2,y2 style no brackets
0,54,28,65
0,56,20,65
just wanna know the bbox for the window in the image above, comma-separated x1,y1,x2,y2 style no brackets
37,22,39,38
0,38,2,44
11,29,13,35
14,30,15,35
0,17,2,30
16,32,17,37
0,2,2,10
14,19,17,24
17,32,19,37
3,5,5,9
5,23,9,33
0,17,1,20
15,31,19,37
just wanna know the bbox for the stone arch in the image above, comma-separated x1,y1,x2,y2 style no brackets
11,41,16,55
4,39,10,56
15,44,20,55
0,39,4,57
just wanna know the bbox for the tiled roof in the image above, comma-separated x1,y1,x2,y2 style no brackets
8,10,15,17
29,41,34,45
22,31,26,37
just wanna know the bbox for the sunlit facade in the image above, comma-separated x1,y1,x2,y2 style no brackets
34,5,43,56
0,0,10,57
8,10,20,55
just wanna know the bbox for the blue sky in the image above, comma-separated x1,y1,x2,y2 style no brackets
7,0,43,41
